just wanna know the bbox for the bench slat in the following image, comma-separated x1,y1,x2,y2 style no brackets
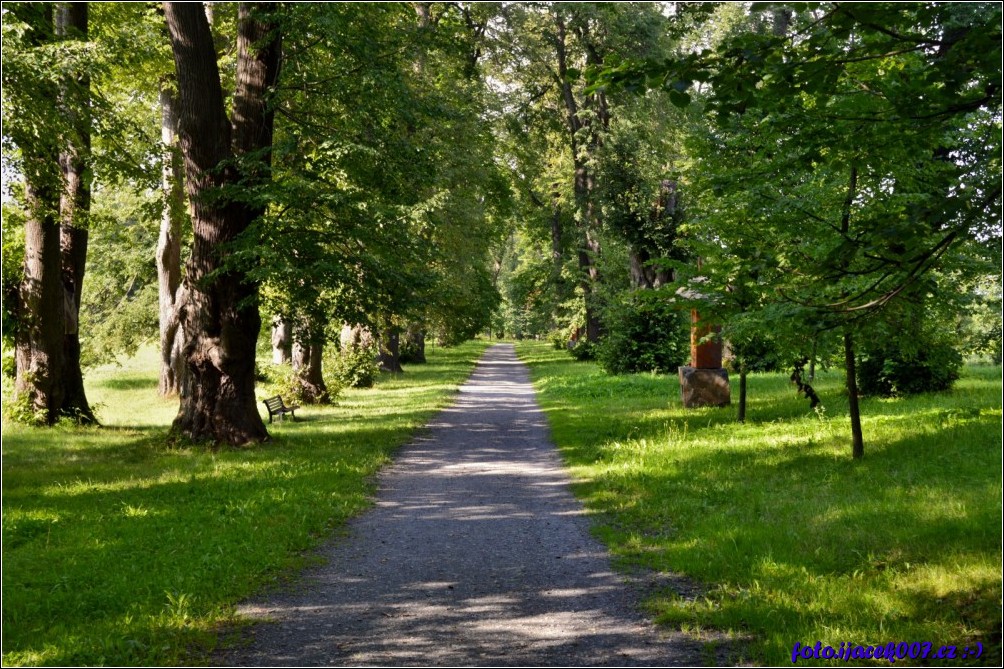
262,395,296,424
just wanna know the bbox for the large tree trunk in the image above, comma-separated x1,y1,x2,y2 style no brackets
56,2,95,423
164,2,280,444
13,4,64,425
16,180,65,424
378,328,404,374
292,322,329,404
340,323,374,351
157,84,189,397
271,317,292,364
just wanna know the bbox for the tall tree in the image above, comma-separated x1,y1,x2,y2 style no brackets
552,6,605,342
5,3,66,424
156,83,189,397
491,3,679,342
597,2,1002,456
164,2,281,444
57,2,96,423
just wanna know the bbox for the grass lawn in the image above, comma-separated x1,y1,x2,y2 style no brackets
516,341,1002,666
1,339,489,666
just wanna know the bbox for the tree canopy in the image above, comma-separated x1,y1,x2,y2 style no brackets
2,2,999,451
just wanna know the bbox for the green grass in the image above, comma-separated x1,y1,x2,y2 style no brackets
1,339,489,666
516,341,1002,666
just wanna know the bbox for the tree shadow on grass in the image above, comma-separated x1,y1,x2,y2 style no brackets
94,376,159,391
1,419,425,666
566,417,1002,664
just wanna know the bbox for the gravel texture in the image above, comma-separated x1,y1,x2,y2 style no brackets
216,343,703,666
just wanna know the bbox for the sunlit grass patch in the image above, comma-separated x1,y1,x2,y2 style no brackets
517,342,1002,666
1,339,489,666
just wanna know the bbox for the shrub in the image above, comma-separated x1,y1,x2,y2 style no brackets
858,336,963,396
332,343,380,389
568,340,596,361
595,294,689,374
262,363,342,406
547,330,568,351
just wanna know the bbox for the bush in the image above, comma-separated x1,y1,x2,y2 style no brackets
262,363,342,406
858,337,963,396
568,340,596,361
547,330,568,351
595,295,689,374
332,343,380,389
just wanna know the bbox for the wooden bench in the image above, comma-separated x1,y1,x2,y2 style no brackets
262,395,298,424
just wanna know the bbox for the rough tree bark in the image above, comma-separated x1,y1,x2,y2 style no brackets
271,317,292,364
292,321,329,404
13,4,65,424
16,178,65,424
156,83,189,397
56,2,95,423
164,2,281,444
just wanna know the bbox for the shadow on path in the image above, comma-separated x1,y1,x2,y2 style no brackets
216,344,702,666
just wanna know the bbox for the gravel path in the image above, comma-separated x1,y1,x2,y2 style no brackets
216,343,701,666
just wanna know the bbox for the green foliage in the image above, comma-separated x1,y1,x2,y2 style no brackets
547,330,568,351
79,187,161,367
726,332,783,374
859,339,963,397
2,375,48,426
595,293,689,375
567,340,596,362
493,230,561,340
1,202,25,349
242,3,507,345
957,274,1003,365
331,342,380,389
517,341,1003,666
259,363,342,407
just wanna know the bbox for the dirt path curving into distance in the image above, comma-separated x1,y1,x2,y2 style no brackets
216,343,702,666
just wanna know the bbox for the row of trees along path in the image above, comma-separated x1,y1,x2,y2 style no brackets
7,5,999,455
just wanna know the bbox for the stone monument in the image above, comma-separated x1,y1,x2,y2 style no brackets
678,309,731,408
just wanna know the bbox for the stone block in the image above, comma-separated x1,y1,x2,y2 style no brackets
679,366,731,408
